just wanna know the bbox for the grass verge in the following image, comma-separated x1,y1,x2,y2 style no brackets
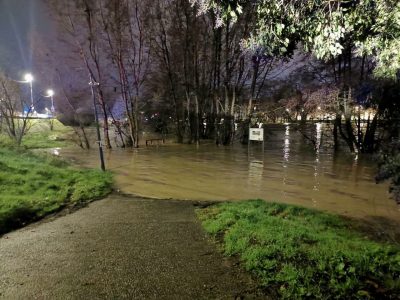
0,147,112,234
0,119,74,149
22,119,73,149
197,200,400,299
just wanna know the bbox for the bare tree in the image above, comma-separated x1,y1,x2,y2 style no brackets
0,74,33,146
99,0,151,148
45,0,114,148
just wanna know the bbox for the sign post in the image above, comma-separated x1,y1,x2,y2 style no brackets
248,127,265,152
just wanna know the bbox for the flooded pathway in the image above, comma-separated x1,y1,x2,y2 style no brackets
60,124,400,224
2,124,399,299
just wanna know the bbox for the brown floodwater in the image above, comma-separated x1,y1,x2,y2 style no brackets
58,124,400,224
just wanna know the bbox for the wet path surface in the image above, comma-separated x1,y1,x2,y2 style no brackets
0,195,262,299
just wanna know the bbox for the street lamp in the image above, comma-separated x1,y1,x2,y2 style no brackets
23,73,34,111
46,89,55,113
89,75,105,171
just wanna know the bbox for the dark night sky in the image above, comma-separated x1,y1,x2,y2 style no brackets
0,0,49,77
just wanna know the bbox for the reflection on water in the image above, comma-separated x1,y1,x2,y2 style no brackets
283,124,290,162
248,159,264,189
313,123,322,205
60,124,400,222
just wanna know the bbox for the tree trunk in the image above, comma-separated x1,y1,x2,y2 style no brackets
195,94,199,145
333,114,340,152
134,96,139,148
363,113,378,153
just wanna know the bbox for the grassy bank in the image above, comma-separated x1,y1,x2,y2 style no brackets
22,119,72,149
0,147,112,234
0,119,73,149
197,200,400,299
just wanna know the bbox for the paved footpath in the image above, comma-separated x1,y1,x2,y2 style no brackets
0,195,264,299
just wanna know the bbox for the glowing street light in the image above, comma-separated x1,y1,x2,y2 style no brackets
46,89,55,113
23,73,34,111
46,89,54,96
24,73,33,82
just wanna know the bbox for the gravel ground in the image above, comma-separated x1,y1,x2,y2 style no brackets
0,195,264,299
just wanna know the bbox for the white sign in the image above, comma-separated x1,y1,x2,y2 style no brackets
249,128,264,141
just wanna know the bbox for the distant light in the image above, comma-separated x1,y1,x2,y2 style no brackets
317,106,321,110
24,73,33,82
47,89,54,97
286,108,290,112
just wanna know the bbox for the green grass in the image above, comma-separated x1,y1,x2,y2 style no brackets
22,119,73,149
197,200,400,299
0,147,113,234
0,119,74,149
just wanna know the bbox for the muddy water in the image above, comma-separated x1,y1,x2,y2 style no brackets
59,124,400,222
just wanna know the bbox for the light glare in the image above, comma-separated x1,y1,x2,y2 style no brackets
24,73,33,82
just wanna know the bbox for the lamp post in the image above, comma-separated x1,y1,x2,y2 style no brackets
89,75,105,171
46,89,55,113
24,73,34,112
